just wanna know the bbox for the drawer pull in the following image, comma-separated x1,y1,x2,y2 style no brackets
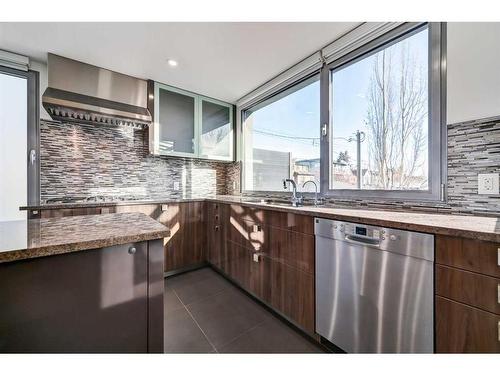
215,225,220,232
252,224,262,232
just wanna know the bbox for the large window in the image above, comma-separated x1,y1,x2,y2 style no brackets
324,23,443,200
242,76,320,192
241,23,444,201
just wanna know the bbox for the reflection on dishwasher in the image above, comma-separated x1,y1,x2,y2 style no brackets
315,218,434,353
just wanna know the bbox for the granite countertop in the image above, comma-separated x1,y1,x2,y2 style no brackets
19,195,500,243
206,196,500,242
0,212,170,264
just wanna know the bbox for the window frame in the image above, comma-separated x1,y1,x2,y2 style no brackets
320,22,446,201
0,65,40,206
241,73,321,194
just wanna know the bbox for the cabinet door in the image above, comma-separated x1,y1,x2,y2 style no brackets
154,84,197,157
0,242,148,353
164,202,205,272
225,240,269,303
199,98,233,161
436,296,500,353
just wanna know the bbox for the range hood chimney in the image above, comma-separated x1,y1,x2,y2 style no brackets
42,54,152,129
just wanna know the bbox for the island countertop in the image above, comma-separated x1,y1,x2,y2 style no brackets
0,212,170,264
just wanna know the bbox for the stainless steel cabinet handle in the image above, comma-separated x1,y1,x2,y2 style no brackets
128,246,137,254
215,225,220,232
252,224,261,232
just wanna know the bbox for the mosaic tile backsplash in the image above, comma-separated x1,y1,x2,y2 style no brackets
40,116,500,216
40,120,234,200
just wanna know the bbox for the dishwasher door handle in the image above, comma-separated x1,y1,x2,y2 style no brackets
344,234,381,248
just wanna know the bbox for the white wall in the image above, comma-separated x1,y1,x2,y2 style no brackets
447,22,500,124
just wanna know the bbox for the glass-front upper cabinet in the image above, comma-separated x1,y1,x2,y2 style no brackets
199,98,233,161
153,84,198,157
150,82,234,161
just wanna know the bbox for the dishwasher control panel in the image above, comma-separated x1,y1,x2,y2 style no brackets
314,218,434,261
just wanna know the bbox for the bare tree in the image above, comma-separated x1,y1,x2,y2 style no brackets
365,40,427,190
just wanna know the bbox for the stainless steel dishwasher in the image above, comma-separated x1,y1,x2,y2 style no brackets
315,218,434,353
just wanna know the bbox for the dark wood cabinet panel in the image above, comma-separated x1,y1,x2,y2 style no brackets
207,204,228,272
269,258,315,334
436,296,500,353
436,235,500,278
0,241,164,353
265,210,314,235
436,265,500,315
266,225,314,274
40,207,114,218
163,202,206,272
227,217,266,252
227,204,314,235
219,204,315,334
228,204,266,225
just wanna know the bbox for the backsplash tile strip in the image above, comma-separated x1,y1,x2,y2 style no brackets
40,120,235,200
40,115,500,216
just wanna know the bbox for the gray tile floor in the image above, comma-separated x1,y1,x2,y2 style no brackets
164,267,324,353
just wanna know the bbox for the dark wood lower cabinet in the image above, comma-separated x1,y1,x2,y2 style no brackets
269,257,315,334
163,202,205,273
436,296,500,353
212,205,315,335
0,240,164,353
435,235,500,353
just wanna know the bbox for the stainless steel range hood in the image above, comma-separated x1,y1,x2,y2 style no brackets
42,54,151,128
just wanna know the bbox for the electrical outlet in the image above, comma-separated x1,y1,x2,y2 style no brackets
173,181,180,191
478,173,499,195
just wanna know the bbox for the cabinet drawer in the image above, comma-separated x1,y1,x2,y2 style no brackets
265,210,314,235
228,217,266,252
436,265,500,315
229,204,266,225
265,226,314,274
436,235,500,278
269,258,315,334
436,296,500,353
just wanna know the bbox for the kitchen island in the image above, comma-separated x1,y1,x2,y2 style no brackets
0,212,169,353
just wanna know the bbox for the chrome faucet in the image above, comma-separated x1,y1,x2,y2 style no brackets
283,178,302,207
302,180,321,206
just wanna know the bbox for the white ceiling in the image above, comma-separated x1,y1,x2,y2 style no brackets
0,22,358,103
